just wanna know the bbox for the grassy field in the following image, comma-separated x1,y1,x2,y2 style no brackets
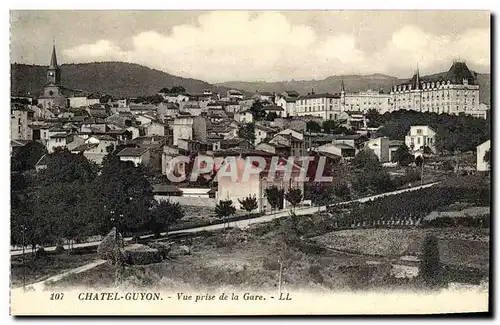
43,218,490,292
313,227,489,270
10,249,98,288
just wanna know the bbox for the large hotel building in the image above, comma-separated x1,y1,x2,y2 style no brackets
284,61,488,120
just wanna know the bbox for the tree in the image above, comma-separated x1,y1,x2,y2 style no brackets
285,187,303,212
419,234,442,287
238,195,258,214
322,120,338,134
249,100,266,121
149,94,164,104
266,112,278,121
392,144,414,167
484,149,490,164
415,155,424,168
306,121,322,133
158,87,170,93
264,186,284,212
365,109,383,128
352,149,394,195
215,200,236,228
308,182,334,207
170,85,186,94
333,182,351,201
147,200,184,237
100,94,113,104
237,123,256,144
38,149,98,185
353,148,381,170
12,141,47,172
96,152,154,236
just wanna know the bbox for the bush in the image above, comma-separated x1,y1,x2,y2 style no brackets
54,245,66,254
308,264,324,284
419,235,442,288
262,258,280,271
122,244,162,265
35,248,47,258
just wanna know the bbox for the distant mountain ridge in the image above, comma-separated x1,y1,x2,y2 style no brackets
11,62,490,105
217,72,490,105
11,62,233,99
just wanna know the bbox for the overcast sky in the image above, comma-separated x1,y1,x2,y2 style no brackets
10,10,490,83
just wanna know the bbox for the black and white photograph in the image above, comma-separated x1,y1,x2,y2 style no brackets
8,9,491,315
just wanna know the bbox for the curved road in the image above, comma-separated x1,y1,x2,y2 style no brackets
10,182,440,256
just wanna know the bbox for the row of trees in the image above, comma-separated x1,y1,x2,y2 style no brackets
214,186,304,221
306,120,357,135
11,147,185,249
158,86,186,94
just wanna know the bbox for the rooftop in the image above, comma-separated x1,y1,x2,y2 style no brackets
116,147,150,157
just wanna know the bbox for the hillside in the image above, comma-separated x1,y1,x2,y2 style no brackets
218,72,491,105
11,62,232,98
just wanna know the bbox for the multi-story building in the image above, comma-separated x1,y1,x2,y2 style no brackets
295,92,342,120
172,114,207,146
404,125,437,157
275,90,299,117
340,80,392,114
11,104,34,140
364,136,391,163
391,61,484,117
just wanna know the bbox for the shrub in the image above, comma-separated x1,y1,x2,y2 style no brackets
35,248,47,258
419,235,442,288
54,245,66,254
122,244,162,265
262,258,280,271
308,264,324,284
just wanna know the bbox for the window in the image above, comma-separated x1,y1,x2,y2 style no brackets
417,129,422,135
417,137,421,144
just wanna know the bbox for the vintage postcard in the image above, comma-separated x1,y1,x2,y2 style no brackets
9,10,491,316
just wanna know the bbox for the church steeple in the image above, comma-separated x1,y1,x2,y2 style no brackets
49,43,58,69
47,42,61,85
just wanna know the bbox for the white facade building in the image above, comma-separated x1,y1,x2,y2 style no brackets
295,93,342,120
476,140,490,171
390,62,486,118
404,125,437,156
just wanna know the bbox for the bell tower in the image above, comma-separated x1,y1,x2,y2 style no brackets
47,42,61,85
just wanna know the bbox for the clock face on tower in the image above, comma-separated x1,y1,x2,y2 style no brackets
49,72,54,76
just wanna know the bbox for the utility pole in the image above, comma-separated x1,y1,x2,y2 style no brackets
21,224,26,291
278,259,283,297
420,157,424,186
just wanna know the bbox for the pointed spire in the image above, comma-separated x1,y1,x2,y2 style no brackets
341,79,345,93
415,63,420,90
49,41,58,69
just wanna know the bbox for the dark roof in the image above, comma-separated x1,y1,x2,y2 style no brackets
264,105,284,112
404,61,477,88
50,133,69,139
152,184,182,194
91,134,116,141
11,139,31,148
284,90,299,97
71,143,98,153
297,93,340,100
445,61,476,85
389,140,405,147
116,147,149,157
